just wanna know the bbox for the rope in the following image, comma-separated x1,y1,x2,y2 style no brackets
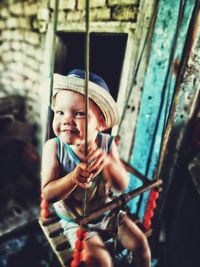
70,2,91,266
82,0,90,217
46,0,59,140
40,0,59,220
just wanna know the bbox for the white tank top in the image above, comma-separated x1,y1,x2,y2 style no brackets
53,132,114,221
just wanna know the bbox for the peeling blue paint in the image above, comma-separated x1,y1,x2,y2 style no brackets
126,0,196,220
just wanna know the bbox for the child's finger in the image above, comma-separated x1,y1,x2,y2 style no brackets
77,162,88,170
78,181,92,189
90,160,105,178
87,141,97,151
78,174,92,184
78,173,93,183
86,148,104,163
79,169,92,178
86,150,98,162
75,163,89,176
87,152,105,172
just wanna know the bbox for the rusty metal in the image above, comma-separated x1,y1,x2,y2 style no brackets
77,179,162,225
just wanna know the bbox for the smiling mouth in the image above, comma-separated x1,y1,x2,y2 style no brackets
61,129,80,135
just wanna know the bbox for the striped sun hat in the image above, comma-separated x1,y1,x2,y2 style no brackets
52,69,120,130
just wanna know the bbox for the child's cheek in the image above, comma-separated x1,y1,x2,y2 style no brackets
52,121,60,136
78,120,85,131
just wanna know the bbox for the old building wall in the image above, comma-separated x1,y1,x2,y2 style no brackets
0,0,141,152
0,1,47,150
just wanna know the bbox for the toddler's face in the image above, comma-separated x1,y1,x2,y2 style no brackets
52,90,103,145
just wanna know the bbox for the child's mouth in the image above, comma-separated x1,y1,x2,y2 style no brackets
61,128,80,135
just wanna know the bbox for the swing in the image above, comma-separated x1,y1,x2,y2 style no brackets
39,1,162,266
39,162,161,267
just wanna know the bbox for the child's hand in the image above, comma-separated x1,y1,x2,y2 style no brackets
73,162,93,189
85,146,107,178
73,147,107,188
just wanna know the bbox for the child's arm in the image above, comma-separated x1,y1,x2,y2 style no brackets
80,139,129,192
102,141,130,192
41,139,93,203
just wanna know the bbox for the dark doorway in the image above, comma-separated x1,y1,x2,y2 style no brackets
54,32,128,101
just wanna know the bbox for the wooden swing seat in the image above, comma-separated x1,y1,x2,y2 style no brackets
39,210,152,267
39,161,161,267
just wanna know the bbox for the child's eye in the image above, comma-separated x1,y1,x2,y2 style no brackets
55,110,64,115
75,112,85,117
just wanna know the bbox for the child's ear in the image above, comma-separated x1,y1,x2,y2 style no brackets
98,116,106,131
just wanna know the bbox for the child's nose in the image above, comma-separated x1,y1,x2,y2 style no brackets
62,113,74,124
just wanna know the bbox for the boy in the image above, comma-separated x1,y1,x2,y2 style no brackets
41,69,151,267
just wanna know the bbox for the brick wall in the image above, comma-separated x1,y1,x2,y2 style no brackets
49,0,139,22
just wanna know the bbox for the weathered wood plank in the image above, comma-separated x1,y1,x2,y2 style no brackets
39,218,72,267
125,0,196,219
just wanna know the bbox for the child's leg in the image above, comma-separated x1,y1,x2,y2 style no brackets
83,234,113,267
118,215,151,267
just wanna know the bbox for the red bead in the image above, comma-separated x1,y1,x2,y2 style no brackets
40,209,49,219
150,191,159,200
148,200,156,209
75,239,81,250
70,259,79,267
80,240,86,250
146,209,154,219
76,228,84,239
154,191,159,200
149,192,155,201
143,219,151,229
73,250,80,261
83,232,88,239
40,199,49,209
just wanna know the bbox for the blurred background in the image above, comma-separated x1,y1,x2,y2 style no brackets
0,0,200,266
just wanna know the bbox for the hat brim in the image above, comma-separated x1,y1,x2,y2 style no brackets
52,74,120,130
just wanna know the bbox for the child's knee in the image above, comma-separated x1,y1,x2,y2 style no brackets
85,254,113,267
135,234,151,260
85,256,100,267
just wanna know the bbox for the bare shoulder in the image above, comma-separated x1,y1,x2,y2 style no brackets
104,137,121,167
41,138,60,187
107,138,120,160
43,138,58,156
103,137,130,191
